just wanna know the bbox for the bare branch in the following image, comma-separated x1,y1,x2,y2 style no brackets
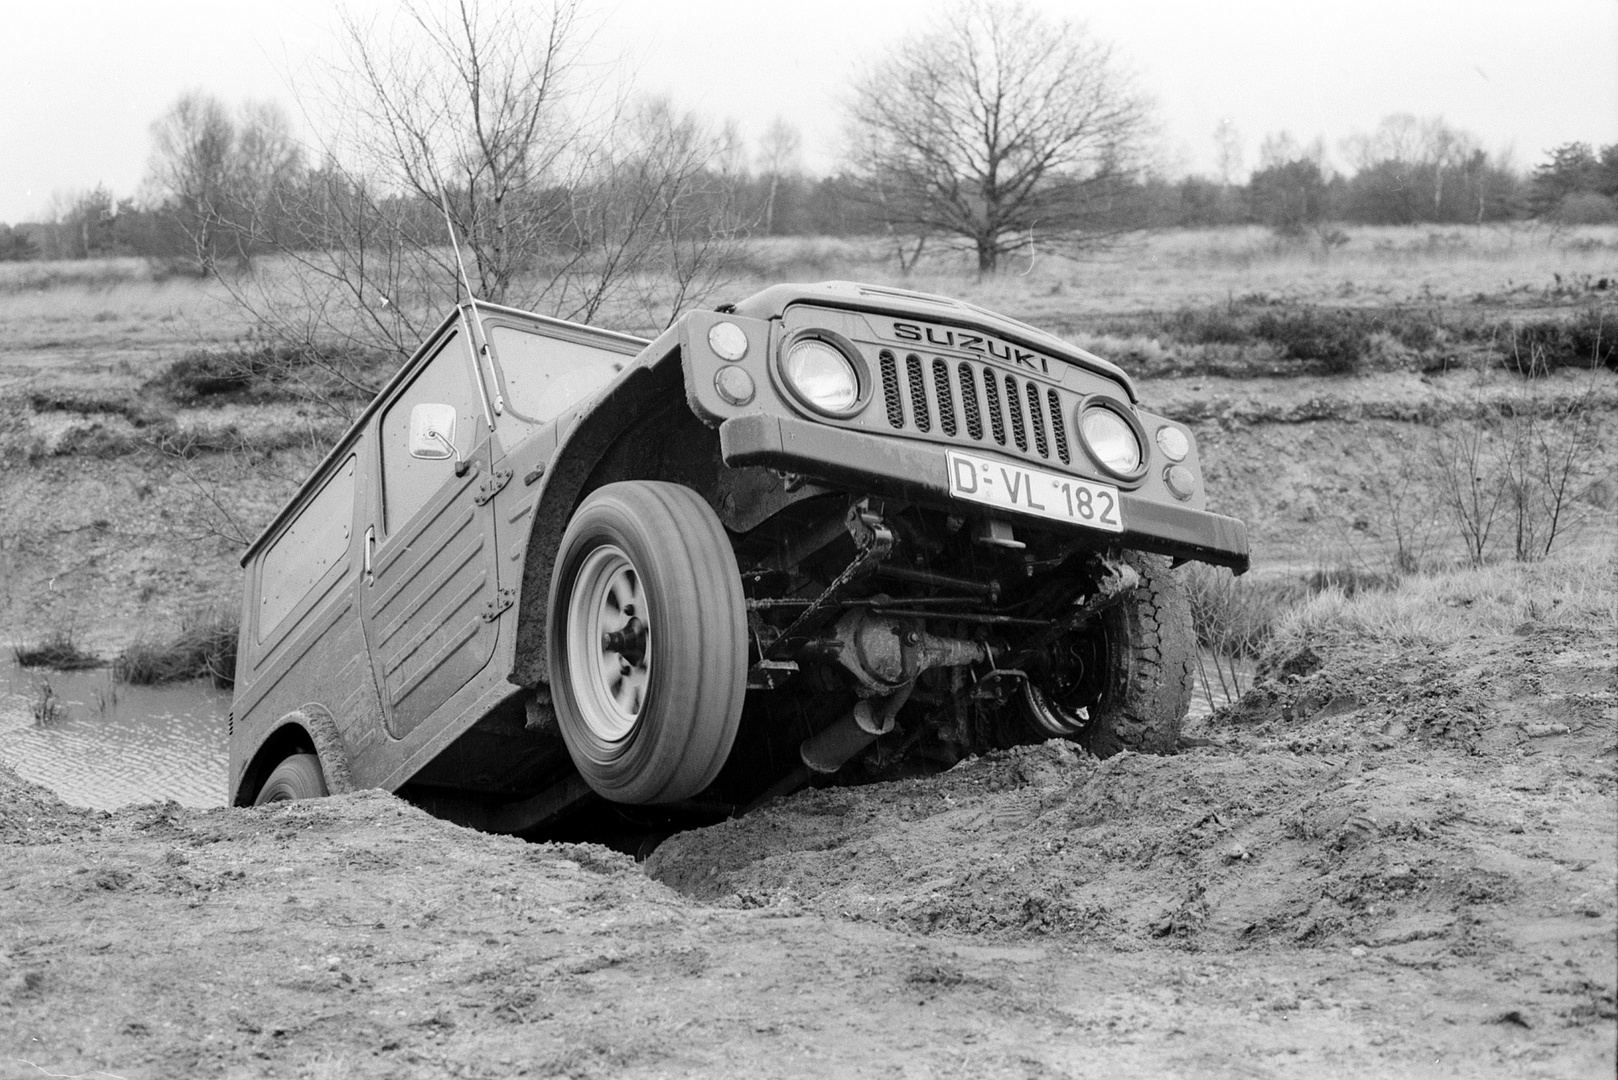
845,0,1149,272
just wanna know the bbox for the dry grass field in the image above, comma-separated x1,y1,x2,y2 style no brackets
0,224,1613,1078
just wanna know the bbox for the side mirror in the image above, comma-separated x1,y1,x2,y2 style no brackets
408,403,464,472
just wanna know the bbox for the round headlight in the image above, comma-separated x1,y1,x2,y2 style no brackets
782,338,860,414
1079,405,1143,477
707,321,748,361
1155,426,1190,462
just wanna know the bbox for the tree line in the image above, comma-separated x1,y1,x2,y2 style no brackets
9,133,1609,266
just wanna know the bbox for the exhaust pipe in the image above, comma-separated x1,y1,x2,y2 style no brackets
798,683,914,774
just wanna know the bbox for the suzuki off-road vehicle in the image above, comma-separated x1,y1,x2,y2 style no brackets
229,282,1248,831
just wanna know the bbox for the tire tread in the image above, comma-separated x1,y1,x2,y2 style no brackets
1086,552,1194,757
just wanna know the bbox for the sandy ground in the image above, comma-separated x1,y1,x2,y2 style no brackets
2,606,1613,1079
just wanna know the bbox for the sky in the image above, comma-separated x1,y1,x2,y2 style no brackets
2,0,1615,223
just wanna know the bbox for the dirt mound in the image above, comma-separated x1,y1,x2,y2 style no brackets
3,628,1614,1077
649,620,1617,1032
0,763,101,844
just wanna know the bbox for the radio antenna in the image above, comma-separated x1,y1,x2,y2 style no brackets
438,183,502,421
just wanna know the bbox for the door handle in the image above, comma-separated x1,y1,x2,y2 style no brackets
363,526,376,586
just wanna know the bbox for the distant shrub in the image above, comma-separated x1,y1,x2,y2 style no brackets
1303,566,1398,596
13,631,101,671
1554,192,1618,225
163,351,260,398
115,609,237,688
143,348,274,402
1498,308,1617,372
0,257,154,292
27,389,160,425
1089,298,1618,379
50,424,146,459
1250,307,1370,373
1098,301,1376,374
0,224,39,262
143,342,386,406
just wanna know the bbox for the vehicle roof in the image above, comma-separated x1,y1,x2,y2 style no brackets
238,301,649,567
727,281,1137,402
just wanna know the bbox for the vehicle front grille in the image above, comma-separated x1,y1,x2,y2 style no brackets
906,354,930,432
876,349,1072,466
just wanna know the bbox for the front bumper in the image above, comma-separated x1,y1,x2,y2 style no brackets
720,413,1250,574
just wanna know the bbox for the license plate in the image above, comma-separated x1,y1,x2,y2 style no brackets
946,449,1123,533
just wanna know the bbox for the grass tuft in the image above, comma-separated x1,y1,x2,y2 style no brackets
29,679,65,726
13,631,101,671
115,609,238,689
1182,566,1315,708
1183,566,1308,661
1262,553,1617,663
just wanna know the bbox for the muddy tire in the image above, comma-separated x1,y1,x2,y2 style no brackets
1083,552,1195,757
547,481,747,805
253,753,329,804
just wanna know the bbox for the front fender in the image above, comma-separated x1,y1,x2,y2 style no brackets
508,342,686,688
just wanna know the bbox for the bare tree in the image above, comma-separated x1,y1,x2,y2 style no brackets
319,0,745,329
206,0,744,392
146,93,304,271
757,116,801,235
1212,118,1243,187
1342,114,1482,218
147,93,236,271
226,102,304,252
1258,131,1326,171
1429,346,1610,567
846,0,1149,273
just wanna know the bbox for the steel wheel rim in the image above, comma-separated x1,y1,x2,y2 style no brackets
567,544,650,743
1021,680,1088,736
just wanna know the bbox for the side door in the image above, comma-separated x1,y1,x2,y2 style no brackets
480,318,639,596
361,322,502,739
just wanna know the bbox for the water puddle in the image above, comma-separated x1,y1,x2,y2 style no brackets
0,657,228,810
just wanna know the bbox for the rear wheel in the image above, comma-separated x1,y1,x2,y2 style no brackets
253,753,328,805
547,481,747,805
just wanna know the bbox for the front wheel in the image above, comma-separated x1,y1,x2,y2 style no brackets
1025,552,1194,757
547,482,747,805
1085,552,1194,756
253,753,328,804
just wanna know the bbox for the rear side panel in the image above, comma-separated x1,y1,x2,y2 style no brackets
230,448,385,804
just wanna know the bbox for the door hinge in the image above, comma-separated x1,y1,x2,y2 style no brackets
474,468,513,505
482,587,517,622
